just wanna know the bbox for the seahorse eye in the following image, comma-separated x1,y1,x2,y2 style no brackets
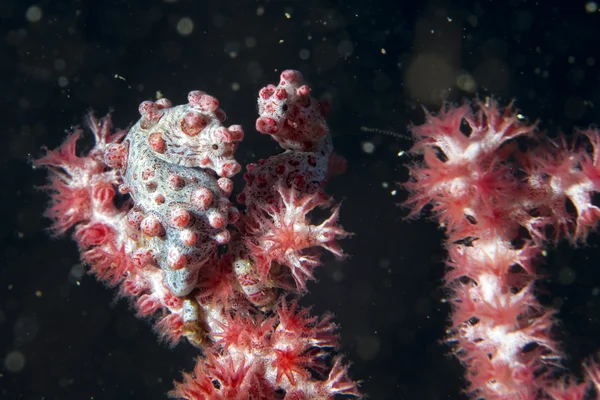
282,104,288,112
212,144,219,150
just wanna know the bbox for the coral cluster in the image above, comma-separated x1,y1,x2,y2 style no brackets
405,99,600,399
37,70,360,399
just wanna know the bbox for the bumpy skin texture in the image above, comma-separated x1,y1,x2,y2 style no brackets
105,92,243,296
37,71,360,399
256,69,330,151
241,69,333,211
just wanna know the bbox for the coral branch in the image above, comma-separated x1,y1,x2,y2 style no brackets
405,99,600,399
37,70,359,399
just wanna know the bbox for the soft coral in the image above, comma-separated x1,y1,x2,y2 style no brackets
244,185,349,292
406,100,535,240
524,130,600,243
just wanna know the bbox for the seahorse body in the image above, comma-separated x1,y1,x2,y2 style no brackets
105,91,243,296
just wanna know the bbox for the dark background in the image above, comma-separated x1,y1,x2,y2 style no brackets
2,0,600,399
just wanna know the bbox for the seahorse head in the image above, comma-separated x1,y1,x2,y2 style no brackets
137,92,243,178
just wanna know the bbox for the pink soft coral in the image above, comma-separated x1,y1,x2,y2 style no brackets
37,71,361,400
405,99,536,240
404,99,600,399
245,185,349,292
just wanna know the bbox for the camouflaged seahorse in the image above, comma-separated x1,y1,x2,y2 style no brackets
104,91,243,296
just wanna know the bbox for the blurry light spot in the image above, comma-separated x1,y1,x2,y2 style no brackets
299,48,310,60
585,2,598,13
558,267,576,285
176,17,194,36
69,263,85,284
405,53,455,105
58,76,68,87
224,41,240,59
247,62,262,80
361,141,375,154
231,82,240,91
332,269,344,282
338,40,354,58
380,48,386,54
53,59,66,71
25,6,42,23
245,37,257,48
357,336,380,361
552,296,565,309
4,351,25,372
19,98,30,109
256,6,265,16
212,14,226,27
467,14,478,27
456,72,476,93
